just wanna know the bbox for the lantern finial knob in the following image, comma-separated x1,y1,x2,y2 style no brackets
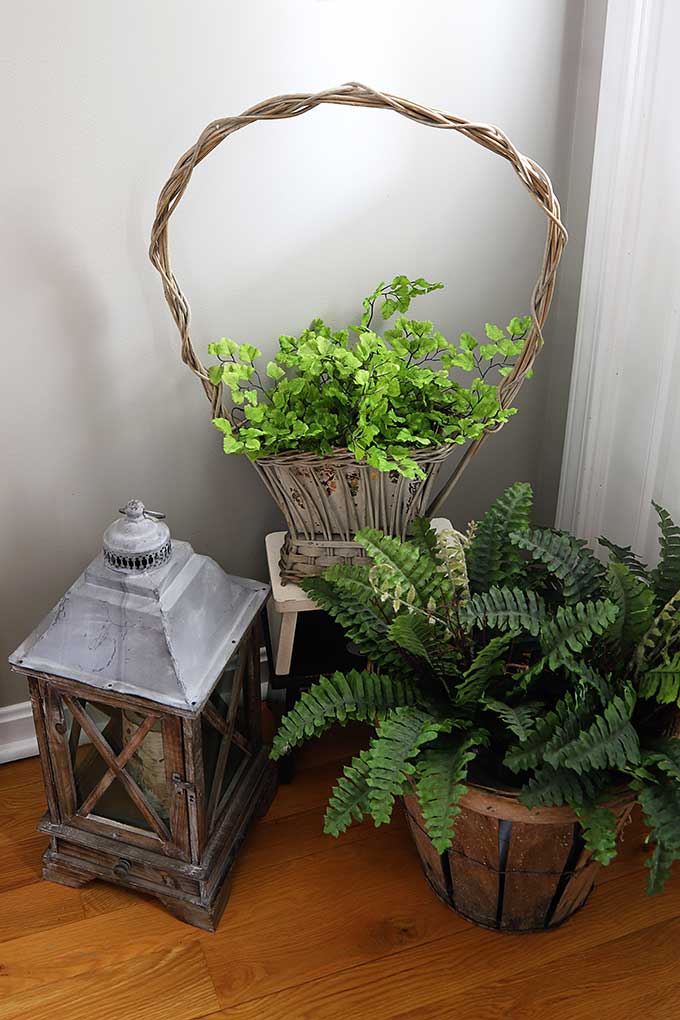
103,498,171,572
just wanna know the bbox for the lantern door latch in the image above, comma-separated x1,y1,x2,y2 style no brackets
172,774,197,802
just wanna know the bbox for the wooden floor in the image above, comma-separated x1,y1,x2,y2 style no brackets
1,720,680,1019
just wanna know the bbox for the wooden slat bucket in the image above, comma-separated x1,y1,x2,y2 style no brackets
149,83,566,584
403,783,634,933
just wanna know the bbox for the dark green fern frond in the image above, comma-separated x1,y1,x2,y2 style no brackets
640,738,680,782
574,804,619,865
598,535,650,582
466,482,533,593
365,706,451,825
562,658,615,703
510,528,606,605
638,654,680,705
324,750,372,836
270,670,416,759
414,736,484,853
459,586,547,636
606,562,655,651
505,691,600,774
635,590,680,672
537,599,619,670
387,613,439,662
636,779,680,893
651,502,680,610
454,631,518,705
303,572,402,673
544,687,639,774
519,764,607,809
483,698,537,742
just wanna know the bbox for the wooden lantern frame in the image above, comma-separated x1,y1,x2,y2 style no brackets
19,618,276,932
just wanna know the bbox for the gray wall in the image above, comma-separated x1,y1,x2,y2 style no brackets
0,0,604,708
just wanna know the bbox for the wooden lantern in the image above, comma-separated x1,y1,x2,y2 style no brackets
9,499,276,931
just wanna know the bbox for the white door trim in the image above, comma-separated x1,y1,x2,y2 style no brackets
556,0,666,541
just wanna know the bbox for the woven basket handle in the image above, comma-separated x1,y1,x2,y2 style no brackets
149,83,566,512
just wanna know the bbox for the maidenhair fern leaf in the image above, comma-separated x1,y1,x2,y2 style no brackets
651,502,680,610
510,528,606,605
459,586,547,636
414,737,482,853
466,482,533,593
606,562,655,651
544,688,639,774
574,804,619,866
365,706,451,825
270,670,416,759
324,750,372,836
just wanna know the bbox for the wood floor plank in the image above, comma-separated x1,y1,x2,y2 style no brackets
0,881,85,944
0,943,219,1020
202,822,464,1010
243,799,406,874
1,727,677,1020
0,832,47,893
0,900,204,997
219,866,680,1019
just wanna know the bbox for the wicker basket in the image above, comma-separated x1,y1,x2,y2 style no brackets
403,782,634,933
149,83,566,584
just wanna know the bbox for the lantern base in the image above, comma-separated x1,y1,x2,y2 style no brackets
38,751,278,932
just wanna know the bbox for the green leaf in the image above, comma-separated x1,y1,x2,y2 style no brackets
574,805,619,865
544,687,639,775
365,706,452,825
387,614,436,662
606,562,655,650
414,738,482,853
460,586,547,636
454,632,517,705
270,670,416,759
485,323,506,342
484,699,536,742
510,528,606,605
638,654,680,705
651,502,680,609
239,343,262,363
324,750,372,836
466,482,533,592
266,361,285,380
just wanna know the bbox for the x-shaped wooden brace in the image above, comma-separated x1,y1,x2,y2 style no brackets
204,651,252,830
64,696,171,842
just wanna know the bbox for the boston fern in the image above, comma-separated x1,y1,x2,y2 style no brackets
209,275,531,478
270,483,680,894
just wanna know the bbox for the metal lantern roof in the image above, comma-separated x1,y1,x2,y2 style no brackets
9,500,269,713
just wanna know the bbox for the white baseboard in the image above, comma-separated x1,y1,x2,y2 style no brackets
0,648,271,764
0,702,38,764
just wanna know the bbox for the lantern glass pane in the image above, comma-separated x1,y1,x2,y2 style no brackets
73,699,171,830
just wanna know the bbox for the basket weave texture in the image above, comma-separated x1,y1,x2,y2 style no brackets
149,83,566,583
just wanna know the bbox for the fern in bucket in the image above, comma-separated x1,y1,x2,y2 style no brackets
271,483,680,895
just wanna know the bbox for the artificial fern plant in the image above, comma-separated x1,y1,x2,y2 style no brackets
270,483,680,894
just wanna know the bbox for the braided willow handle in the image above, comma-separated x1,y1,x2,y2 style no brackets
149,82,566,510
